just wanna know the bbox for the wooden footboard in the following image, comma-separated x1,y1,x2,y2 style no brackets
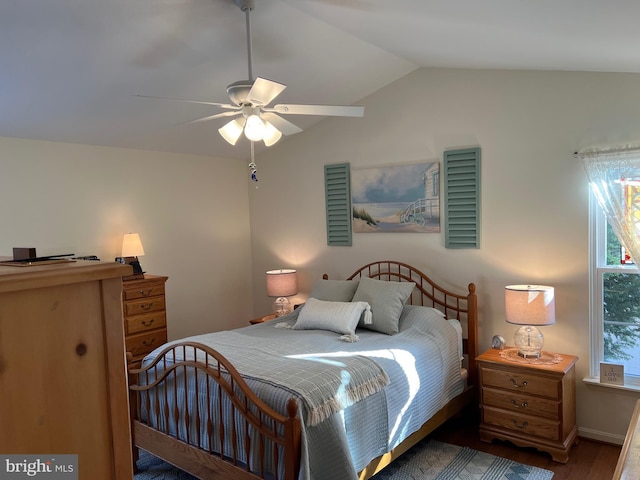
129,342,301,480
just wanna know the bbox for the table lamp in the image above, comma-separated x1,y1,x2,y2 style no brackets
266,269,298,316
121,233,145,278
505,284,556,358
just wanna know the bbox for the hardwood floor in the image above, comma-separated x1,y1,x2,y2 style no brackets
431,413,621,480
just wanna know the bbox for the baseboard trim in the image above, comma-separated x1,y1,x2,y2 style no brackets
579,426,625,446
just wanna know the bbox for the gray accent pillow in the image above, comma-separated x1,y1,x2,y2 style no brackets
352,276,415,335
309,279,359,302
293,297,370,335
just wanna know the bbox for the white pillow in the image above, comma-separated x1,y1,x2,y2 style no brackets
293,297,370,335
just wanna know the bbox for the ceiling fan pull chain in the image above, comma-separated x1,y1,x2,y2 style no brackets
249,141,258,184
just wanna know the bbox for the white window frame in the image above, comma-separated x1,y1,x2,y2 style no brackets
589,191,640,388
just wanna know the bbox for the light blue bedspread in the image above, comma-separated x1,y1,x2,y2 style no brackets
143,304,464,480
151,329,389,426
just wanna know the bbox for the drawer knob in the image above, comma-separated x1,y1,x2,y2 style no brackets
139,288,154,297
511,419,529,429
75,343,88,356
141,319,155,327
510,399,528,408
509,378,527,388
141,303,154,311
142,339,156,347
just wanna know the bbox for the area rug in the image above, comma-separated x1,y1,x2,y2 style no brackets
134,439,554,480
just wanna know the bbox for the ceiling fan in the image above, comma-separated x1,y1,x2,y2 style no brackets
138,0,364,147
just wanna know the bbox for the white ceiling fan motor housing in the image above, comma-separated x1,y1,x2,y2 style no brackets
234,0,255,12
226,80,254,106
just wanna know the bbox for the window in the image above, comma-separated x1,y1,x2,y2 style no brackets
582,145,640,387
590,188,640,385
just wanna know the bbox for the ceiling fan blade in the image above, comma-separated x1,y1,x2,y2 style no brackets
267,104,364,117
247,77,287,106
261,112,303,136
135,94,239,110
178,110,241,126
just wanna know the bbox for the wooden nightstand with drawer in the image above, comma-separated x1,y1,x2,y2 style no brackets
123,274,168,368
477,348,578,463
250,313,277,324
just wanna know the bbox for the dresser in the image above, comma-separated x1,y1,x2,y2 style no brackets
0,260,133,479
614,399,640,479
477,348,578,463
123,274,168,368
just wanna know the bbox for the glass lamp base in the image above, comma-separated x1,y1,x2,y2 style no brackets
273,297,292,316
513,325,544,358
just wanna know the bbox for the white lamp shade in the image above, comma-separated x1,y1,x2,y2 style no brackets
121,233,145,257
218,115,282,146
218,118,246,145
262,121,282,147
505,285,555,326
266,269,298,297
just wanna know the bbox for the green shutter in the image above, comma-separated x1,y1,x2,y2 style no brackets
443,147,481,249
324,163,352,246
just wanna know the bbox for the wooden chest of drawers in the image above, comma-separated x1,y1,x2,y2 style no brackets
614,399,640,479
123,274,168,367
0,260,133,479
477,348,578,463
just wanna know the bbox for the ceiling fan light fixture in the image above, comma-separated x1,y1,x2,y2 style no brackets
218,118,245,145
262,121,282,146
244,114,266,142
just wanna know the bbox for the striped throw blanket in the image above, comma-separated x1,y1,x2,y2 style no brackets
149,330,390,426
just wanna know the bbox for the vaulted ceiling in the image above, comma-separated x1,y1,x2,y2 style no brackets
2,0,640,159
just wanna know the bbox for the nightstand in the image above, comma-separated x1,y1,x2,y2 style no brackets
477,348,578,463
250,313,277,324
123,274,168,368
250,304,302,324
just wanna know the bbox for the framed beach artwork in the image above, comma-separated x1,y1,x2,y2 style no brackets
352,161,440,233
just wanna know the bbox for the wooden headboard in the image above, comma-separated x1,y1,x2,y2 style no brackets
325,260,478,389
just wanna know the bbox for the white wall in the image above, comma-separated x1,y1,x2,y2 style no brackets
249,67,640,442
3,67,638,443
0,137,253,339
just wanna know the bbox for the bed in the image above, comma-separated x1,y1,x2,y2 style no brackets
128,260,478,480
